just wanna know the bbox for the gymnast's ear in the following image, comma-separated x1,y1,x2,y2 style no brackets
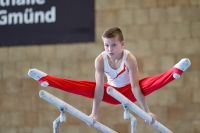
120,40,125,47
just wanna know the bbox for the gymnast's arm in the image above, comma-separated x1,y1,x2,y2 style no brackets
126,53,156,123
89,55,104,124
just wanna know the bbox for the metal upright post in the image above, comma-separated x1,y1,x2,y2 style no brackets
53,116,60,133
123,103,137,133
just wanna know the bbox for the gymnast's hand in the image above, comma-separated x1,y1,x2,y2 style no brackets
145,112,156,125
87,113,97,126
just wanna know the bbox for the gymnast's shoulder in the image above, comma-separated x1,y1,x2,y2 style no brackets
125,51,138,70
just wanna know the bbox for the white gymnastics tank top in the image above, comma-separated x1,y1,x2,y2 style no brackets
101,50,130,88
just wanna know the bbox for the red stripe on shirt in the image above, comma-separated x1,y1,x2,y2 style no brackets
113,64,126,80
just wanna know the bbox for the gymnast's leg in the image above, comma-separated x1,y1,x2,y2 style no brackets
28,69,98,99
139,58,191,96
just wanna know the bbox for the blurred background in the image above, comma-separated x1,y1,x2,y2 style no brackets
0,0,200,133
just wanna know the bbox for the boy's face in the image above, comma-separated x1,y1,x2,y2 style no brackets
102,36,124,60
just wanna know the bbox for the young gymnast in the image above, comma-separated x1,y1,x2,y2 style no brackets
28,27,191,125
